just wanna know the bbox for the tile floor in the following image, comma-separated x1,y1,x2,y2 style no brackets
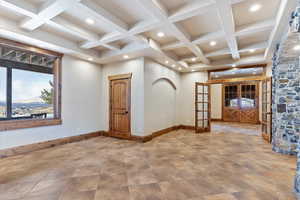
0,122,297,200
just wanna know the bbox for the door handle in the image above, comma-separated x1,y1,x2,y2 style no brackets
121,111,128,115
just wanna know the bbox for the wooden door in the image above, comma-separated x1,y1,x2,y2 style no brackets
261,78,272,143
109,74,131,137
195,83,211,133
223,84,240,122
240,83,259,123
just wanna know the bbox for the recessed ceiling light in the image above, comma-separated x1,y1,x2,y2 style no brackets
172,64,176,67
88,57,93,61
191,69,195,72
157,32,165,37
249,4,262,12
294,45,300,51
249,49,256,53
232,64,236,67
191,58,196,62
178,67,182,70
123,55,129,59
85,18,95,25
165,60,169,64
210,41,217,46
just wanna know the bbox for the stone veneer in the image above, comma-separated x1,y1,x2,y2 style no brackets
272,35,300,155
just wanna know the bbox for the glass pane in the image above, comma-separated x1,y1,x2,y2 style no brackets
12,69,54,119
197,85,203,92
197,94,203,102
0,67,6,118
204,86,208,93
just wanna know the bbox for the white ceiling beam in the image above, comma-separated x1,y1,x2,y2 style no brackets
192,31,225,45
47,17,99,41
211,54,266,67
0,0,37,18
235,19,275,37
168,0,215,22
205,42,268,58
0,17,99,58
78,0,128,33
205,48,231,57
139,0,209,64
264,0,297,60
161,41,185,50
239,42,268,53
21,0,81,31
215,0,240,60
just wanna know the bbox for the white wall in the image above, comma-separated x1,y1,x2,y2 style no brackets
179,72,208,126
144,59,180,134
101,58,145,136
211,84,222,119
0,55,103,150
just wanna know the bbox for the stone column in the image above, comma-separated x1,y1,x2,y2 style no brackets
271,45,300,155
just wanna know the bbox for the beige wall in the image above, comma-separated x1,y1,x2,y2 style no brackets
0,55,104,150
144,59,181,134
101,58,145,136
179,72,208,126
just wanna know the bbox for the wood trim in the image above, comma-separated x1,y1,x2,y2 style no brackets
211,118,223,122
0,38,63,131
0,130,102,158
0,125,200,158
207,76,266,84
0,38,63,58
178,125,196,130
108,73,132,80
0,119,62,132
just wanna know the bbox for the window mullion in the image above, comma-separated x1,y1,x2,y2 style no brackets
6,67,12,119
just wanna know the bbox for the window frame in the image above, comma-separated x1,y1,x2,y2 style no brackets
0,38,62,131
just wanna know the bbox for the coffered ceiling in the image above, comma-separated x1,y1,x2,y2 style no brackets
0,0,296,72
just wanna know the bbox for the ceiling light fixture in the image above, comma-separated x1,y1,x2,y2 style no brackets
165,60,169,64
210,41,217,46
157,32,165,37
88,57,93,61
178,67,182,70
294,45,300,51
172,64,176,67
232,64,236,67
191,58,196,62
85,18,95,25
123,55,129,59
191,69,195,72
249,49,256,53
249,4,262,12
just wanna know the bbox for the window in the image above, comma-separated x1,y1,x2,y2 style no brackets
0,67,6,118
12,69,54,119
0,39,62,131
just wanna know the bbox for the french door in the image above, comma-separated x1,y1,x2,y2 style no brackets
261,78,272,143
195,83,211,133
223,82,259,124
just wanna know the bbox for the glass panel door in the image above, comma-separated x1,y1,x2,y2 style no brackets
261,78,272,143
195,82,211,133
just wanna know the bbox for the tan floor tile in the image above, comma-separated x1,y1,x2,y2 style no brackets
0,122,297,200
129,183,164,200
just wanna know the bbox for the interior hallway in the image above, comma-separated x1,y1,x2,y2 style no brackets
211,122,261,136
0,123,296,200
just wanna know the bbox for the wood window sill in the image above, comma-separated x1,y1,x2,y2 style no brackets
0,118,62,132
